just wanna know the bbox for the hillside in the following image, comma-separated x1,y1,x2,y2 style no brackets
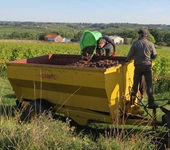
0,21,170,46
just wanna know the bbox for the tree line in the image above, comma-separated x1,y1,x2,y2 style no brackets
0,21,170,46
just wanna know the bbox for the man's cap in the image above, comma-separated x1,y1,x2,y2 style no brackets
138,29,148,36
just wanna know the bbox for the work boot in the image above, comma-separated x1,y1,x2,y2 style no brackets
148,102,159,109
148,98,159,109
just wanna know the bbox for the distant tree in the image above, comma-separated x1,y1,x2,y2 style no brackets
9,32,22,39
22,32,37,40
52,31,60,35
124,38,132,45
148,33,156,43
163,32,170,46
63,31,75,39
149,29,164,44
74,31,83,41
120,30,138,40
1,33,8,39
38,33,47,40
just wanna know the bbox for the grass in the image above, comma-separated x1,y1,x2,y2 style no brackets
0,112,164,150
0,70,169,150
0,70,16,106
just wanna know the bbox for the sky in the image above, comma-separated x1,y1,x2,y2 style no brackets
1,0,170,25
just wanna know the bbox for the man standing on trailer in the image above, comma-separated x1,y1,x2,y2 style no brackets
126,29,158,109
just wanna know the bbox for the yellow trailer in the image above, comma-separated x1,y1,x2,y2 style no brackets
7,54,153,125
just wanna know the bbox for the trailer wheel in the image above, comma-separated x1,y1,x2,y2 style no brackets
19,99,54,123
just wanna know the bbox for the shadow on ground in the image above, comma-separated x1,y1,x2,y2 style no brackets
3,93,16,99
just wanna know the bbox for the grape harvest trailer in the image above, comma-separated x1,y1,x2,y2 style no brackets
6,54,170,132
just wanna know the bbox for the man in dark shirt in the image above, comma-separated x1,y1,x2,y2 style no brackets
126,29,158,109
96,35,116,56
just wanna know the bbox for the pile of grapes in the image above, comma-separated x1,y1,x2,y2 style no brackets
71,59,124,68
74,46,125,68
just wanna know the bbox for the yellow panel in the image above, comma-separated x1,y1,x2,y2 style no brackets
7,55,137,125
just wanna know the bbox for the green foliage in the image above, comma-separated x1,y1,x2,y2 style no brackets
148,33,156,43
0,42,80,63
149,28,164,45
124,38,132,45
153,57,170,93
163,32,170,46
